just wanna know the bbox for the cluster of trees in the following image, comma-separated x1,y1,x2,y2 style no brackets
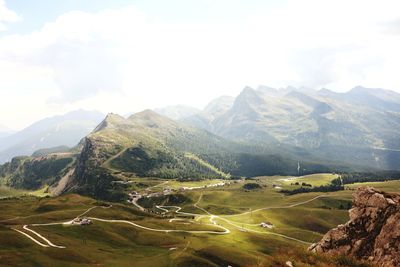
199,152,335,177
110,145,224,180
74,168,126,202
138,194,191,209
282,170,400,195
331,171,400,185
243,183,262,190
280,184,344,195
0,156,73,190
291,182,312,187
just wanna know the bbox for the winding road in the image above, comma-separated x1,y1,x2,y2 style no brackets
155,193,337,245
9,193,336,248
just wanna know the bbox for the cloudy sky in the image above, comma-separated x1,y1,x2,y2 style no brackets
0,0,400,129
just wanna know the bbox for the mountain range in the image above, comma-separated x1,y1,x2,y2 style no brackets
1,85,399,200
157,85,400,170
0,110,104,163
0,109,343,200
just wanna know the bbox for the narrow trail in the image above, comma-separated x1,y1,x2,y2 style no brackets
12,228,50,247
216,217,312,245
23,225,66,248
87,217,230,235
222,194,337,218
131,198,145,211
174,241,191,258
149,180,169,190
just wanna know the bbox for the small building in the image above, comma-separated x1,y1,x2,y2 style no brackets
163,188,172,195
72,217,92,226
260,222,274,229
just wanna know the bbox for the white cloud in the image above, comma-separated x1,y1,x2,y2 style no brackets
0,0,20,31
1,1,400,129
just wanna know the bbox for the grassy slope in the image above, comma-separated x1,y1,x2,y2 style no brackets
0,186,27,198
275,173,339,187
184,152,231,178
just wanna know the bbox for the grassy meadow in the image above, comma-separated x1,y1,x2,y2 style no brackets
1,173,397,266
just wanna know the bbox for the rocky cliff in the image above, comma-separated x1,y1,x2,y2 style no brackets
309,187,400,267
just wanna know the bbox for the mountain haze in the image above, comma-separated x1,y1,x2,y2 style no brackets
0,110,104,163
1,86,400,200
154,105,201,120
0,125,14,138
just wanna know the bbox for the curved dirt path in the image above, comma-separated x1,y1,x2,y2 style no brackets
23,225,66,248
223,194,336,218
87,217,230,235
12,228,50,247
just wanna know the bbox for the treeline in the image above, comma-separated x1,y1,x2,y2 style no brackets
0,156,73,190
110,145,224,180
280,184,344,195
281,170,400,195
198,152,335,177
331,170,400,185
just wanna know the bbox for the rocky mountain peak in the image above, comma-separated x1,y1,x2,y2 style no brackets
233,86,265,110
309,187,400,266
93,113,126,132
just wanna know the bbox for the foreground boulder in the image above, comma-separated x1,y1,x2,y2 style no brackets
309,187,400,267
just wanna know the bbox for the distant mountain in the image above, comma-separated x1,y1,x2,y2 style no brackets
184,86,400,170
203,96,235,118
325,86,400,112
182,95,235,131
0,125,14,138
0,110,104,163
154,105,200,120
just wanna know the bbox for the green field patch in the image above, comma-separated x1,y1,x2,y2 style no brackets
276,173,339,187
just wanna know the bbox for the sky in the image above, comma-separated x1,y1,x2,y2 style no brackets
0,0,400,130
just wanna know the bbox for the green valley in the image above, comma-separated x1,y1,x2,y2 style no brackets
3,173,394,266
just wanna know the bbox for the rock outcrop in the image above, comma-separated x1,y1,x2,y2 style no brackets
309,187,400,267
